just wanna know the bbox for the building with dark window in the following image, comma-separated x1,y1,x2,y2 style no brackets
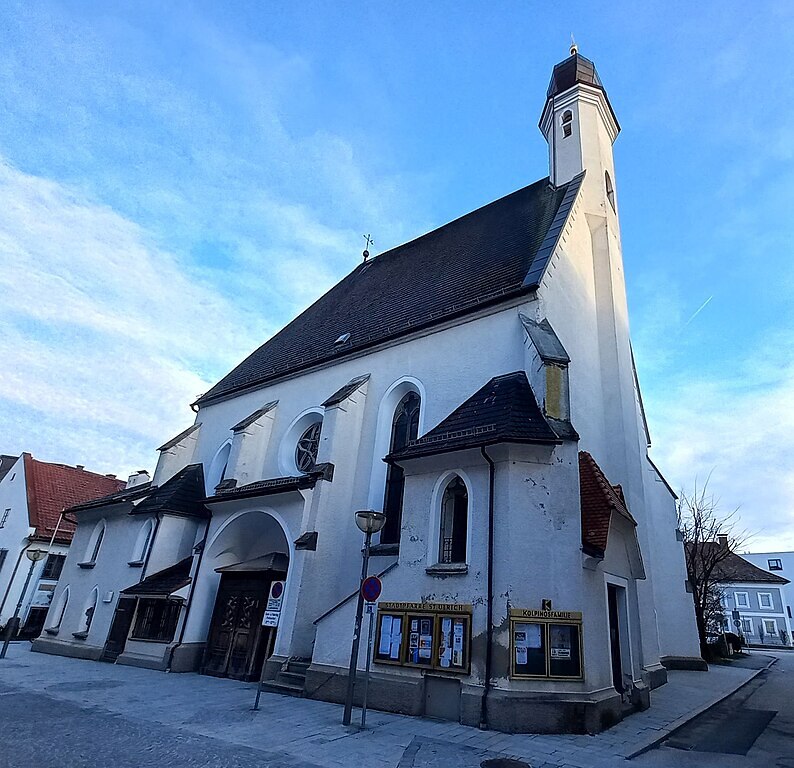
34,48,703,733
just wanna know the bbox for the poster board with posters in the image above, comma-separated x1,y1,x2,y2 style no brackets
509,609,583,680
375,603,471,674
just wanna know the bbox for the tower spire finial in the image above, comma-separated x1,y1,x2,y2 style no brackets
362,233,374,262
570,34,578,56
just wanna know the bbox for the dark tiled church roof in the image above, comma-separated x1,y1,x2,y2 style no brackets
196,175,583,406
131,464,210,519
579,451,636,557
388,372,561,461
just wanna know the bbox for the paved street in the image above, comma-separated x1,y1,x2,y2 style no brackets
0,643,785,768
635,650,794,768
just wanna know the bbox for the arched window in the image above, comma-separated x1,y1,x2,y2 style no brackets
82,520,105,566
439,477,468,564
295,421,322,472
605,170,616,212
48,586,69,631
206,441,232,494
561,110,573,137
132,519,154,564
77,587,98,635
381,391,421,545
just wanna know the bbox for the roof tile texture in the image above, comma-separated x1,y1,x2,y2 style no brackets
23,454,125,543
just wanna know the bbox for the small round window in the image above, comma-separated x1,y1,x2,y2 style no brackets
295,422,322,472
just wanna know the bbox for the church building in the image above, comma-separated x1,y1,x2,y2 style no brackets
34,48,703,734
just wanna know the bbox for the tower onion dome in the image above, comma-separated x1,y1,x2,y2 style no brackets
546,51,604,99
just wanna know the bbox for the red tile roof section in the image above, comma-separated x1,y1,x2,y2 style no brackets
23,454,125,544
579,452,636,556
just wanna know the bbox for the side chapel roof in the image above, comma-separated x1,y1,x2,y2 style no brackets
579,451,636,557
388,371,563,461
196,174,584,407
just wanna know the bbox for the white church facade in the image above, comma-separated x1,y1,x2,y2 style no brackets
33,49,703,734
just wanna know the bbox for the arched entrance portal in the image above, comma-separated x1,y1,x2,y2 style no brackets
202,511,290,682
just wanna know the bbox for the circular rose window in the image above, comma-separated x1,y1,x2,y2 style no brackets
295,421,322,473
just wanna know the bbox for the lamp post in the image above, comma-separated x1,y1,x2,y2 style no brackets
1,547,47,660
342,509,386,726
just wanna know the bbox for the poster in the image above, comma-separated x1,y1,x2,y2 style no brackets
439,618,452,667
550,624,572,657
389,617,402,660
515,646,528,665
526,623,542,649
419,634,432,659
452,620,464,667
378,616,392,656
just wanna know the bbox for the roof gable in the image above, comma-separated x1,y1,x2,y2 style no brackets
389,371,561,461
579,451,637,557
23,454,126,542
197,175,583,406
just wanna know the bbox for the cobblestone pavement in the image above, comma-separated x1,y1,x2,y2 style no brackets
0,644,774,768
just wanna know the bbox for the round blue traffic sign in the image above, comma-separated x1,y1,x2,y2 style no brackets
361,575,382,603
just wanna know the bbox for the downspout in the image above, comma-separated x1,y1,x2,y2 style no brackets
167,514,211,671
479,446,496,730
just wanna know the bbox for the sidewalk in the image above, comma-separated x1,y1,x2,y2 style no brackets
0,644,774,768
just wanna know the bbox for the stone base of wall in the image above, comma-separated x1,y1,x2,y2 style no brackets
306,662,638,734
169,642,205,673
116,649,169,671
642,662,668,690
660,655,708,671
31,637,104,662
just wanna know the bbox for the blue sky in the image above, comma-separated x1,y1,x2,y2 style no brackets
1,2,792,549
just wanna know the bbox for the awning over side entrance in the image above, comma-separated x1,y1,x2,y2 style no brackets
215,552,289,574
121,556,193,599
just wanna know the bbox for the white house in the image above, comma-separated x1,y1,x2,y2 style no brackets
711,542,792,646
743,550,794,632
34,47,703,734
0,453,125,640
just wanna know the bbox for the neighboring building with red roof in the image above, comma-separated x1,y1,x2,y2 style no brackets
0,453,125,639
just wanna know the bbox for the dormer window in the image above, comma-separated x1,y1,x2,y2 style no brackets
334,332,351,346
561,110,573,138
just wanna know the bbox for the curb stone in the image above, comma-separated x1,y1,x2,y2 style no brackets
624,656,779,759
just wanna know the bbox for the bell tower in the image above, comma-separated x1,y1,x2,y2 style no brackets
539,45,620,218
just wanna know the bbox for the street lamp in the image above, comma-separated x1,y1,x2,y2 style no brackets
1,547,47,660
342,510,386,726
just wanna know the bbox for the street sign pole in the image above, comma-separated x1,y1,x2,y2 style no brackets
361,603,375,729
253,580,285,711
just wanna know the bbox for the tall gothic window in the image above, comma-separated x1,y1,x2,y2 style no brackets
381,391,421,545
439,477,468,564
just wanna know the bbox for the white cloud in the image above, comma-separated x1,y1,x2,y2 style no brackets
0,157,266,475
646,339,794,551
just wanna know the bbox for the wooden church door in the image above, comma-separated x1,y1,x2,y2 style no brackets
203,573,269,681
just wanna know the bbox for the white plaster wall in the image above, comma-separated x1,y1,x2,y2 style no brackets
145,515,201,576
0,456,35,624
42,507,156,652
743,551,794,628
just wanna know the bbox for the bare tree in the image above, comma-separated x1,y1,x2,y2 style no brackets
677,481,750,659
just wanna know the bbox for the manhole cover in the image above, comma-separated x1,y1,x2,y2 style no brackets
481,760,531,768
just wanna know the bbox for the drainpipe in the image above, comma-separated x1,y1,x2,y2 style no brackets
479,446,496,730
167,514,211,671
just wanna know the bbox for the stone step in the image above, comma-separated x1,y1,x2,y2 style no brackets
277,671,306,686
258,680,305,698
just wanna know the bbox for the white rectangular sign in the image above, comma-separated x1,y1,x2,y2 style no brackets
263,610,281,627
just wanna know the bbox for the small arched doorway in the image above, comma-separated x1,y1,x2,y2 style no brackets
202,511,290,681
